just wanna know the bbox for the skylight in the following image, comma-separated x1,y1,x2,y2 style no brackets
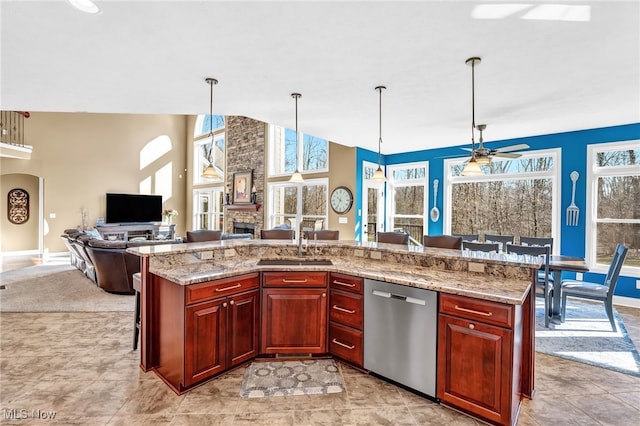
472,3,591,22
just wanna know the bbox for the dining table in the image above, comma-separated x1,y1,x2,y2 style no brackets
548,255,589,323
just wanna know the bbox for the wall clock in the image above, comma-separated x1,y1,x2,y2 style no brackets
330,186,353,214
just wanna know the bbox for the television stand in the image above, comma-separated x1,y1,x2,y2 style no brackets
97,223,175,241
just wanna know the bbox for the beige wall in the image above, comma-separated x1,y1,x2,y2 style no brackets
0,174,40,252
328,142,357,240
0,112,189,254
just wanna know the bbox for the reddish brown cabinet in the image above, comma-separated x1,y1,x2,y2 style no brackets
154,273,259,393
328,272,364,367
437,293,524,426
261,271,328,354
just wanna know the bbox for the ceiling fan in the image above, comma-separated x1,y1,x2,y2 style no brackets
460,124,530,164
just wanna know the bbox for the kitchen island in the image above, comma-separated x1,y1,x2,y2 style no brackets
128,239,539,426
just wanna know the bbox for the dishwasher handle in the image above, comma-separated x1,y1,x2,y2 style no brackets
371,289,426,306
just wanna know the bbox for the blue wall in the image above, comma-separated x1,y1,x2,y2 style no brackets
356,123,640,300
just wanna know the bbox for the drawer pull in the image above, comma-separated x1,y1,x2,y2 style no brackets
282,279,308,283
454,305,493,317
332,305,355,314
333,280,356,288
332,339,355,350
215,283,242,292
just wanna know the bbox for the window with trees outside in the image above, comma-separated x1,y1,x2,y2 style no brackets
587,141,639,274
268,125,328,176
193,115,225,230
445,149,559,248
194,115,225,186
386,162,428,245
192,189,225,231
267,179,328,235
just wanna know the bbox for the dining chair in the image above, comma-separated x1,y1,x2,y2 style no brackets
453,233,479,242
305,230,340,240
377,231,409,245
560,243,628,331
423,235,462,250
186,229,222,242
462,241,499,253
484,234,515,252
260,229,295,240
519,236,554,285
506,243,552,327
519,236,553,252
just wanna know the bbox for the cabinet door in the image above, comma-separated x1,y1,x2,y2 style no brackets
261,288,327,354
185,299,227,386
227,289,259,367
437,314,513,425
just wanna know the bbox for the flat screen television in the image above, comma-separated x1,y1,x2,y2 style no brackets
105,193,163,224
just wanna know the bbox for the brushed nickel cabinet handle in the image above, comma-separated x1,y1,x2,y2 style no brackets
216,283,242,292
454,305,493,317
222,302,228,308
229,300,234,305
333,280,355,288
332,305,355,314
282,279,308,283
332,339,355,350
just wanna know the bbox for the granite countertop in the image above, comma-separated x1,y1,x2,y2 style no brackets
150,256,532,305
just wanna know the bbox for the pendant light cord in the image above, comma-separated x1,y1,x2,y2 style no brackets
375,86,386,167
206,78,218,164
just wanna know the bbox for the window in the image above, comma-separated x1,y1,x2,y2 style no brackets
587,141,640,274
192,188,225,231
193,115,225,229
194,115,225,186
386,162,428,245
267,179,328,233
268,125,328,176
445,149,560,249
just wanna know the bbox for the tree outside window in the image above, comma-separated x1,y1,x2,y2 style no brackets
588,143,640,271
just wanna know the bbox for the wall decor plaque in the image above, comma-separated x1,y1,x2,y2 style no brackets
8,188,29,224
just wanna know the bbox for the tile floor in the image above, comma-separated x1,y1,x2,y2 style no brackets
1,256,639,425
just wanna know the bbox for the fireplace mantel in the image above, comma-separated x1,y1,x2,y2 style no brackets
226,204,261,211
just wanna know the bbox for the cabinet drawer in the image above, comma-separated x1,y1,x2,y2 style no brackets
329,322,363,367
329,289,363,329
329,272,363,294
187,273,259,304
440,293,513,329
262,271,327,287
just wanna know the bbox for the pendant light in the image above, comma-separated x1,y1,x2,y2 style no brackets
462,57,484,177
288,92,304,183
371,85,387,183
201,77,223,180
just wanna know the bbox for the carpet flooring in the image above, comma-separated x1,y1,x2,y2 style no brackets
535,297,640,377
240,359,345,398
0,263,134,312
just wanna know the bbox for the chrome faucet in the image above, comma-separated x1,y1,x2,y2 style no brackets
298,222,306,257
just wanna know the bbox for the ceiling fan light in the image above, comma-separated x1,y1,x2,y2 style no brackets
475,155,491,166
462,158,484,176
371,166,387,183
202,165,222,180
288,170,305,183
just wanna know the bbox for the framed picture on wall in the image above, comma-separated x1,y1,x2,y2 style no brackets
233,170,253,204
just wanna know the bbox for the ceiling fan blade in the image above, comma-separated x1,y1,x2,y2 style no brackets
492,152,522,159
494,143,529,153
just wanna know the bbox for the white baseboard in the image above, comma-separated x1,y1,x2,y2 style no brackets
613,296,640,309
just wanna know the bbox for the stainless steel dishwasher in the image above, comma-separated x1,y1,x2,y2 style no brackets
364,278,438,398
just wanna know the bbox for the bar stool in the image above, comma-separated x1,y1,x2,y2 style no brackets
132,272,141,350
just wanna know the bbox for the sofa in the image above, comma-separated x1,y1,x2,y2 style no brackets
61,229,180,294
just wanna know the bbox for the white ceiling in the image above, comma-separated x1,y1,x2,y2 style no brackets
1,0,638,155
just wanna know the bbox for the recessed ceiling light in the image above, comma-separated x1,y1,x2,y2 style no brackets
67,0,100,14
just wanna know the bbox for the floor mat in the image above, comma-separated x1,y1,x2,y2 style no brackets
535,297,640,377
240,359,345,398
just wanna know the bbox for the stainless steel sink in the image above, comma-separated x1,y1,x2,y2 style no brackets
257,258,333,266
